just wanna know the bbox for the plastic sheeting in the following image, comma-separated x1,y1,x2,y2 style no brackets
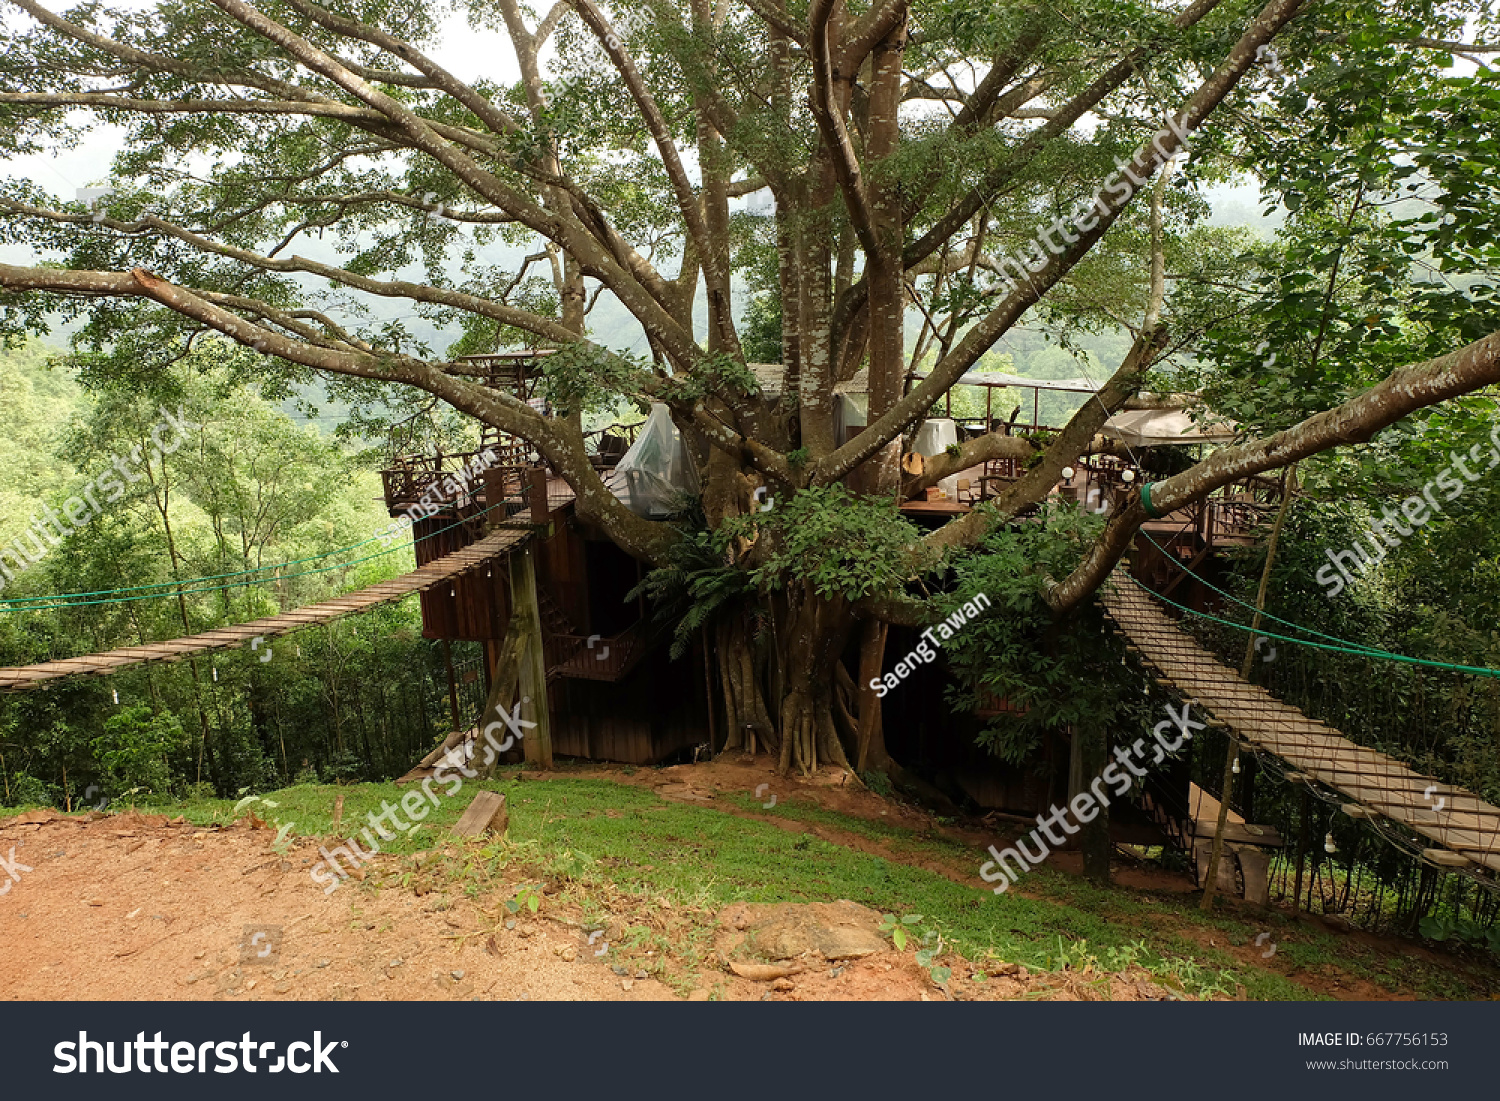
834,393,868,443
912,418,960,500
607,403,701,518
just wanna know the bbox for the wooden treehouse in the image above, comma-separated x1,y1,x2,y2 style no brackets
382,351,711,772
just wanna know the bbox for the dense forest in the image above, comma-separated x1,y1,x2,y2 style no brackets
0,341,495,807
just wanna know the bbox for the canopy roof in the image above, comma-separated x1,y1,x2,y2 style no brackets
1101,407,1238,447
946,371,1103,393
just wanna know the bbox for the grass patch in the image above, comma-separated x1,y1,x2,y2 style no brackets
95,776,1499,1001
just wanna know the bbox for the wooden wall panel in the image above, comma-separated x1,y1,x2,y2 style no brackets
546,643,709,765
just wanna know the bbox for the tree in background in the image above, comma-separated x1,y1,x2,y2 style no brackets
0,344,465,802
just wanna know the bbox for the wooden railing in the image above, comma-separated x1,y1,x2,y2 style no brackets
543,621,647,682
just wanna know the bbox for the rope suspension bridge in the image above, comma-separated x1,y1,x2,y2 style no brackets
1103,574,1500,878
0,525,537,693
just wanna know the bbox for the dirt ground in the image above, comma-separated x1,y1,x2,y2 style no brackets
0,758,1472,1001
0,803,1177,1002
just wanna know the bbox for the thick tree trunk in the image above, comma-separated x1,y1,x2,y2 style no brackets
774,587,855,775
716,615,777,756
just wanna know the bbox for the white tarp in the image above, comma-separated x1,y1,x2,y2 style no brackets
912,418,960,500
835,392,868,443
607,404,701,517
1102,408,1238,447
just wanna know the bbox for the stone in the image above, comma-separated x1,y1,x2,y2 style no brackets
814,926,887,961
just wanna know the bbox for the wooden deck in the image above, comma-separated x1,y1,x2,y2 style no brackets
1102,575,1500,875
0,524,539,693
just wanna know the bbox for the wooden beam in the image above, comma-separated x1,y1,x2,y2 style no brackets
452,791,509,837
510,545,553,770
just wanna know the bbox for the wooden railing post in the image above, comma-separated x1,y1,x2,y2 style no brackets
529,467,551,527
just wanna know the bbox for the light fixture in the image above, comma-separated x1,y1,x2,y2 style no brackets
1061,466,1076,480
1232,757,1241,775
1324,832,1337,855
1121,469,1137,483
112,688,119,705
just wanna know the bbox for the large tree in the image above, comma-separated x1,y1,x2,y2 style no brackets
2,0,1499,785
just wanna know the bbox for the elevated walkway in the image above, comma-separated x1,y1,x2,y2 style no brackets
1102,575,1500,876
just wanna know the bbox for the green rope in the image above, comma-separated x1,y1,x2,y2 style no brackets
0,501,509,612
1122,572,1500,679
1140,481,1164,519
1137,530,1396,659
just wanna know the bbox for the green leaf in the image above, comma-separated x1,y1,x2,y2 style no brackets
930,966,952,985
892,926,907,951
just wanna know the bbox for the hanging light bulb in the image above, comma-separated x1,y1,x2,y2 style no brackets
112,688,119,705
212,666,218,682
1232,757,1241,775
1121,469,1137,483
1324,832,1337,854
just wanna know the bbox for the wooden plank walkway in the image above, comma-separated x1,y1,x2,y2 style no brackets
0,525,534,693
1101,575,1500,875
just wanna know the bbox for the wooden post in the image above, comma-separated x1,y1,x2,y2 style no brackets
701,628,717,755
441,638,461,732
483,467,506,526
1201,465,1296,913
510,545,553,769
529,466,551,527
